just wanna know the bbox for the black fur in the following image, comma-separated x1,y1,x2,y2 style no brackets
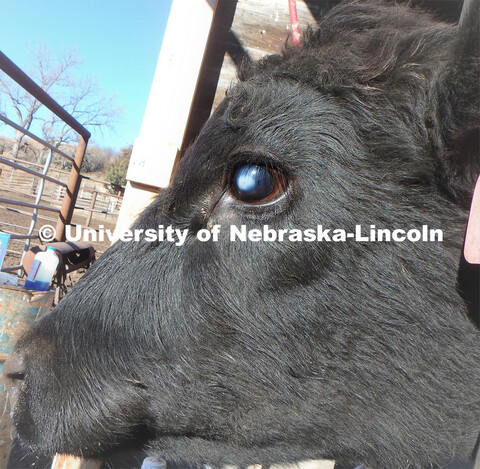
7,1,480,468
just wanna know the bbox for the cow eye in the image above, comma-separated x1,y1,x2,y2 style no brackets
231,164,285,204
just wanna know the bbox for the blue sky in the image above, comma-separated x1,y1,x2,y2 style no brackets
0,0,173,152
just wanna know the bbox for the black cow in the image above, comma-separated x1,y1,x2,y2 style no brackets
4,1,480,468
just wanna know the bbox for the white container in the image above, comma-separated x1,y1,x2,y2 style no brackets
24,246,59,291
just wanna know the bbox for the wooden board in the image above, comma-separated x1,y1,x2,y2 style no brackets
211,0,463,108
180,0,463,154
51,454,102,469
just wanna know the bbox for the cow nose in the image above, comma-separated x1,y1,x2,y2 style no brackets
3,351,26,411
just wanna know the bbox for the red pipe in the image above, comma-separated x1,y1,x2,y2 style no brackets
288,0,301,48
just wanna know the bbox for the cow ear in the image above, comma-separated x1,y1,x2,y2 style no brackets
435,0,479,205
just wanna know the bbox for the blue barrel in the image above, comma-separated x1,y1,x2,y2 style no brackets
0,284,55,467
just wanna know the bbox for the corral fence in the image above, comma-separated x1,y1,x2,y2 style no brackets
0,52,123,271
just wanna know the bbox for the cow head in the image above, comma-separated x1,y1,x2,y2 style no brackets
4,1,480,468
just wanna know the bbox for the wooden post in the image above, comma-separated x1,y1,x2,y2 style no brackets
85,190,97,227
115,0,218,240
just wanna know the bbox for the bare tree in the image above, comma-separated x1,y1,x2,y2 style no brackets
40,79,121,168
0,47,121,165
0,48,80,160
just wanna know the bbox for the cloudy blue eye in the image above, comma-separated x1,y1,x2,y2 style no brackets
231,164,276,202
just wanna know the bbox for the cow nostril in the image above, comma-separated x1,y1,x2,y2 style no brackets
6,371,25,380
3,351,26,382
3,351,26,412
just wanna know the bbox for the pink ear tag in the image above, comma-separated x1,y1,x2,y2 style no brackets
464,176,480,264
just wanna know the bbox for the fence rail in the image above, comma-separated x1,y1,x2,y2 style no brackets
0,51,91,272
0,52,124,270
0,52,90,140
0,157,68,187
0,51,91,249
0,165,122,257
0,114,74,162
